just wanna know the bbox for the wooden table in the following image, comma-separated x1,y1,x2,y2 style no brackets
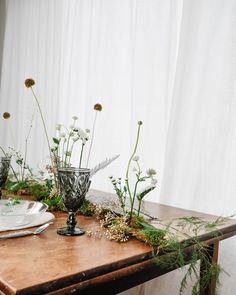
0,190,236,295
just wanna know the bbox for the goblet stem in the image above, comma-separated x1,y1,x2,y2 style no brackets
57,211,85,236
67,211,77,231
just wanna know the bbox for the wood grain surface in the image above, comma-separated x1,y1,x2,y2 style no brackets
0,189,236,295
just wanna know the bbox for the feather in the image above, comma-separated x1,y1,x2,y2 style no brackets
90,155,120,178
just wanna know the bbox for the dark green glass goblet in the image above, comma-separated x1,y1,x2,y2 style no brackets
0,157,11,199
57,167,90,236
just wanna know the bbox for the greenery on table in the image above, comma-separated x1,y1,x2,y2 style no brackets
4,178,64,211
1,81,228,295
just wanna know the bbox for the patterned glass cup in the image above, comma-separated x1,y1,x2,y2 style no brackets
0,157,11,199
57,167,90,236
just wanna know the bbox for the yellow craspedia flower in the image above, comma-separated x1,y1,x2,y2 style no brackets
94,103,102,111
25,78,35,88
3,112,10,119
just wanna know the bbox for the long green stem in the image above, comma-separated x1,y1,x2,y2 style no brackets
86,111,97,168
137,199,142,216
130,179,140,218
125,122,142,220
64,134,72,167
22,116,33,181
62,139,66,165
68,141,75,166
79,143,85,168
30,87,58,190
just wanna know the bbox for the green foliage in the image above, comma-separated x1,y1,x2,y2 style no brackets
5,196,21,206
27,182,51,201
77,199,96,216
4,180,28,192
52,137,60,145
43,195,65,212
141,227,167,249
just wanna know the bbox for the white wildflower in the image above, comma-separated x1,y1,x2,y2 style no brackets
85,128,90,133
146,168,156,177
132,155,140,161
77,128,87,139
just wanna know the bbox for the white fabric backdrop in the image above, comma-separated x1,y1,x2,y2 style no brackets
0,1,236,294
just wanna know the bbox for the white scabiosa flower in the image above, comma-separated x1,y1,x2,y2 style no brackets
77,128,87,139
146,168,156,177
132,155,140,161
85,128,90,133
72,116,78,121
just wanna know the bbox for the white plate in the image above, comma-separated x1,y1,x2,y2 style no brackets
0,200,48,228
0,212,55,232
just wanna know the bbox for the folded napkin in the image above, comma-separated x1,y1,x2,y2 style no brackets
0,212,55,232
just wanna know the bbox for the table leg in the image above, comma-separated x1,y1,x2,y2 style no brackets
200,240,219,295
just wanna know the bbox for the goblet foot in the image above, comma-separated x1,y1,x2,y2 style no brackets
57,227,85,236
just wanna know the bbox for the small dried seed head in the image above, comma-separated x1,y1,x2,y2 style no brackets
94,103,102,111
3,112,10,119
25,78,35,88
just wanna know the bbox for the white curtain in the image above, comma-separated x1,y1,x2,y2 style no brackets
0,1,236,294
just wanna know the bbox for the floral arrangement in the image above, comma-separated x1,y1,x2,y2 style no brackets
110,121,157,219
0,79,227,295
75,121,225,295
2,79,118,210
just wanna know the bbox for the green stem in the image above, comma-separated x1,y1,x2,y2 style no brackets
86,111,97,168
137,199,142,216
30,87,58,190
130,179,140,218
22,116,33,182
62,139,66,165
64,134,72,167
79,143,85,168
68,141,75,166
125,123,142,220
